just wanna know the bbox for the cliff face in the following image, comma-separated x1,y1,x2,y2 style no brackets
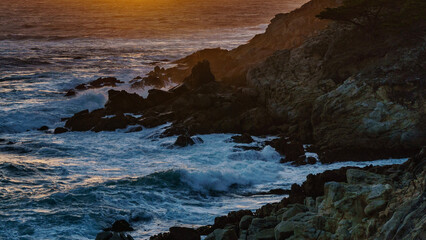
165,0,339,85
247,23,426,156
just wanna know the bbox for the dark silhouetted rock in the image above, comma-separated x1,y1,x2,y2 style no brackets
75,84,87,90
90,77,123,88
131,66,168,89
38,126,49,131
65,109,104,131
169,84,190,96
65,89,76,97
231,134,254,144
150,227,200,240
92,114,135,132
174,135,195,147
266,189,290,195
196,225,213,235
67,77,123,96
146,89,173,106
96,231,134,240
267,137,305,163
105,90,146,114
169,227,200,240
307,156,317,164
104,219,134,232
65,109,136,132
96,231,113,240
213,210,253,230
54,127,68,134
184,60,215,89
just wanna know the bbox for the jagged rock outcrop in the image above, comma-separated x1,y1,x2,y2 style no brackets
65,77,123,96
63,61,275,135
247,23,426,158
204,148,426,240
131,66,169,89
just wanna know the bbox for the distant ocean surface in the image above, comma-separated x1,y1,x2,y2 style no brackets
0,1,408,239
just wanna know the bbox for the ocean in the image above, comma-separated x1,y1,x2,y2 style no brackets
0,0,408,239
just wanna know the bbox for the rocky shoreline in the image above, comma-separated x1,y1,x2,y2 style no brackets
46,0,425,238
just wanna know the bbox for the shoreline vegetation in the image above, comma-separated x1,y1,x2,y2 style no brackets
48,0,424,239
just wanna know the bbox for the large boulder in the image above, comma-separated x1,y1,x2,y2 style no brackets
205,226,238,240
173,135,195,147
105,90,146,114
183,60,215,89
169,227,200,240
65,109,104,131
231,134,254,144
266,137,305,163
146,89,173,106
104,220,134,232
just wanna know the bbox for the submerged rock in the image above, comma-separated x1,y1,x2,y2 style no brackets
173,135,195,147
53,127,68,134
37,126,49,131
231,133,254,144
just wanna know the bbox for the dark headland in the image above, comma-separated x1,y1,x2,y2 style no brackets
55,0,425,239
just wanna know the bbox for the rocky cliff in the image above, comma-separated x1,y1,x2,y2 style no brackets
247,23,426,160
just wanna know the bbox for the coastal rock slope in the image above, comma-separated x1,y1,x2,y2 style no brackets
247,24,426,160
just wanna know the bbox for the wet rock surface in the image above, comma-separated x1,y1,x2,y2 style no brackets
96,220,134,240
247,23,426,160
131,66,169,89
63,60,275,137
150,227,200,240
231,134,254,144
65,77,124,96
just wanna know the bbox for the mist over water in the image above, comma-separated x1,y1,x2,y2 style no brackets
0,0,409,239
